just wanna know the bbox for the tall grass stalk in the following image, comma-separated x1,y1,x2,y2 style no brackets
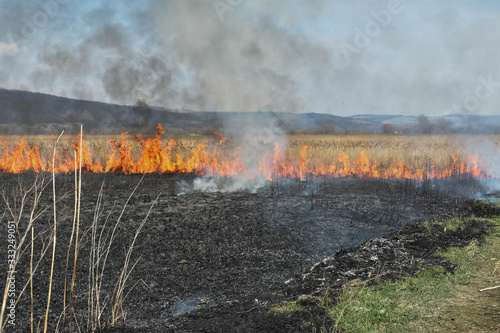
44,130,64,333
88,182,108,331
0,128,156,332
30,226,34,333
69,127,83,332
0,173,53,332
63,151,78,327
110,193,160,325
87,174,156,331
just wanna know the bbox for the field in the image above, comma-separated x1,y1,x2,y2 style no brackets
287,134,500,170
1,132,499,178
0,133,499,332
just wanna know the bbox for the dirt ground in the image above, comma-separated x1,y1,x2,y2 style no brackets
0,173,495,332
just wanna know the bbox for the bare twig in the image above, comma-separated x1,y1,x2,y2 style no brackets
63,151,78,326
110,192,160,326
69,126,83,332
44,130,64,333
479,285,500,292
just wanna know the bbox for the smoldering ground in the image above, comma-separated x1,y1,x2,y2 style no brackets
0,172,493,332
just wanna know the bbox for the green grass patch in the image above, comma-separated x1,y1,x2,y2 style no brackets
422,217,464,232
319,216,500,332
269,302,304,316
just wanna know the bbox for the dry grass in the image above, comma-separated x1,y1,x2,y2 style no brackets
0,133,215,167
1,134,499,173
288,134,500,170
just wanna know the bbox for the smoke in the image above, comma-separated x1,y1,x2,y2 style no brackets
0,0,333,112
220,112,285,164
176,112,287,193
151,0,325,192
465,138,500,193
190,175,266,194
2,1,500,118
152,0,334,113
170,293,213,317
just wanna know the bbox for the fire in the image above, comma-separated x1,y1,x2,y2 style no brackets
0,124,495,181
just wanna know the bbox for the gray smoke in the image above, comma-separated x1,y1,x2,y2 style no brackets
177,112,287,193
465,138,500,192
2,0,500,115
152,0,332,113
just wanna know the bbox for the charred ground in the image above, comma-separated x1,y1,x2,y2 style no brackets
0,173,496,332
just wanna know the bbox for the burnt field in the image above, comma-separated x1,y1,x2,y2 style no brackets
0,173,497,332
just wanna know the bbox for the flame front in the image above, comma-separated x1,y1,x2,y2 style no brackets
0,124,495,180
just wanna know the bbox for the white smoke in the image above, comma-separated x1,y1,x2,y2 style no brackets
465,137,500,193
177,112,286,193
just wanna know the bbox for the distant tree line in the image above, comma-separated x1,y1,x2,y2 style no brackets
381,115,500,135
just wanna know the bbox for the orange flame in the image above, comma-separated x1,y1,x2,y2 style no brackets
0,124,495,180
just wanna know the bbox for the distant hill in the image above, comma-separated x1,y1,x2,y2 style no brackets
0,88,498,135
0,88,376,135
350,114,500,127
349,114,500,134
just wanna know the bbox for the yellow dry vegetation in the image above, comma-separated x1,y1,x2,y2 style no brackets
287,134,500,170
0,133,499,172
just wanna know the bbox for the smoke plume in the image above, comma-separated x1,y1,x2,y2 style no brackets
2,1,500,116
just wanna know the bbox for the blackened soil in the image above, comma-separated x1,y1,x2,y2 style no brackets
0,174,495,332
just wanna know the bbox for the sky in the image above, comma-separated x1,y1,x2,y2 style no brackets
1,0,500,116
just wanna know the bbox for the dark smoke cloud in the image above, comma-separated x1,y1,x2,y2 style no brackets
1,1,500,116
152,0,334,113
102,56,175,103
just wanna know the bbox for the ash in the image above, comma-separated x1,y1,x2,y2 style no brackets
0,173,493,332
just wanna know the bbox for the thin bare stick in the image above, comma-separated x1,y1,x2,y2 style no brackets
63,150,78,326
111,193,160,325
44,130,64,333
480,285,500,292
70,125,83,332
30,226,34,333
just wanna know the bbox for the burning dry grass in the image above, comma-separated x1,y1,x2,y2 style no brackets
0,133,208,166
0,129,498,180
288,134,500,171
0,131,214,172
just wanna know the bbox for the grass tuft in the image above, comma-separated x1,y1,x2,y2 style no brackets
422,218,464,232
269,302,304,315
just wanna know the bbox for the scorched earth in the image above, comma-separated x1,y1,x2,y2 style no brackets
0,173,495,332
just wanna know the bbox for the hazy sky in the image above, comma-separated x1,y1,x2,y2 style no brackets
1,0,500,116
